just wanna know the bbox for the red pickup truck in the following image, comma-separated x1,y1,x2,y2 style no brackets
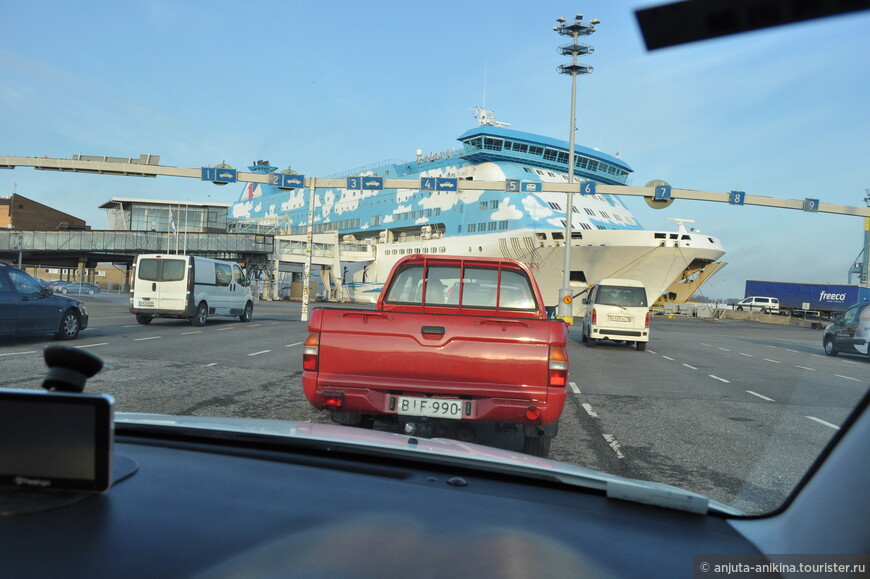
302,255,569,457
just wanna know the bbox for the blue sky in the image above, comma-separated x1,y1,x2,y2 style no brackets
2,1,868,298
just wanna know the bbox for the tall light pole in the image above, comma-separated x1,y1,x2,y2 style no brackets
554,14,598,320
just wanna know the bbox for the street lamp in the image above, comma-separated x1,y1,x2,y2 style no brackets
554,14,597,320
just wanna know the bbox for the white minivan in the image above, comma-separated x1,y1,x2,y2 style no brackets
581,278,650,351
130,254,253,326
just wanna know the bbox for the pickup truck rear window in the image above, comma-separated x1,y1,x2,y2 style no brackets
384,263,537,311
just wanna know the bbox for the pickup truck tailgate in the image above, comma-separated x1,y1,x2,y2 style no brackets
312,309,559,397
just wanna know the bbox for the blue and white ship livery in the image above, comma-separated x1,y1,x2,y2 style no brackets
229,109,725,309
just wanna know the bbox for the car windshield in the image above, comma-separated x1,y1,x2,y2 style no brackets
1,2,868,519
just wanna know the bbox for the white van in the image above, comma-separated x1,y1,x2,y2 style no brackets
581,278,650,351
130,254,253,326
735,296,780,314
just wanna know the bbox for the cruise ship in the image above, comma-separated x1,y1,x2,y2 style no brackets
228,109,725,311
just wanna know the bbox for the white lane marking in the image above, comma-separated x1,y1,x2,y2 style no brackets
718,347,731,352
811,354,826,359
181,331,202,335
581,403,598,418
763,359,781,364
204,362,218,367
217,327,235,331
785,348,799,353
0,351,37,356
662,355,675,361
134,336,160,341
569,381,581,394
746,390,775,402
739,353,753,357
602,434,625,459
74,343,108,348
835,374,863,382
248,350,271,357
710,375,730,383
286,342,303,348
646,349,657,354
795,366,815,371
683,363,697,370
701,343,712,347
805,416,840,430
248,324,262,327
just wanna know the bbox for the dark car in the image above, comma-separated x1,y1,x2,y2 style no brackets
0,263,89,340
823,302,870,358
49,281,101,295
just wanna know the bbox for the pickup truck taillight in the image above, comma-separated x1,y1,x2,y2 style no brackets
548,346,569,387
591,308,597,324
645,311,650,327
303,332,320,371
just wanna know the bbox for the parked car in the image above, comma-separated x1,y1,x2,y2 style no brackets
735,296,780,314
0,263,89,340
823,302,870,358
51,281,101,295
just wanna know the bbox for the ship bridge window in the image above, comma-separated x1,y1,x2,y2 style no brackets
670,234,678,239
543,148,559,161
681,235,691,240
552,232,564,240
588,160,599,171
511,142,529,153
483,138,504,151
465,137,482,148
528,145,543,156
654,233,666,239
557,151,569,164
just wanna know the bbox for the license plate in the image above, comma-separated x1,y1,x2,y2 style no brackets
137,299,155,307
609,314,631,322
396,397,462,419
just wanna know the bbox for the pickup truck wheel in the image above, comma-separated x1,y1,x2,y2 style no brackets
190,302,208,326
523,434,552,458
823,336,838,357
636,341,647,351
135,314,153,325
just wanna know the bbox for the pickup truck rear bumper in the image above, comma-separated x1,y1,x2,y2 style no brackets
303,374,566,426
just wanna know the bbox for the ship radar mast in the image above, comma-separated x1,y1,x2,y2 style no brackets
473,106,510,128
667,217,696,235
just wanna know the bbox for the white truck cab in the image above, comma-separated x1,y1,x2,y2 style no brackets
130,254,253,326
582,278,650,351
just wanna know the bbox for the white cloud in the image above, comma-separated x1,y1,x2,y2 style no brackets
522,196,553,221
492,198,523,220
